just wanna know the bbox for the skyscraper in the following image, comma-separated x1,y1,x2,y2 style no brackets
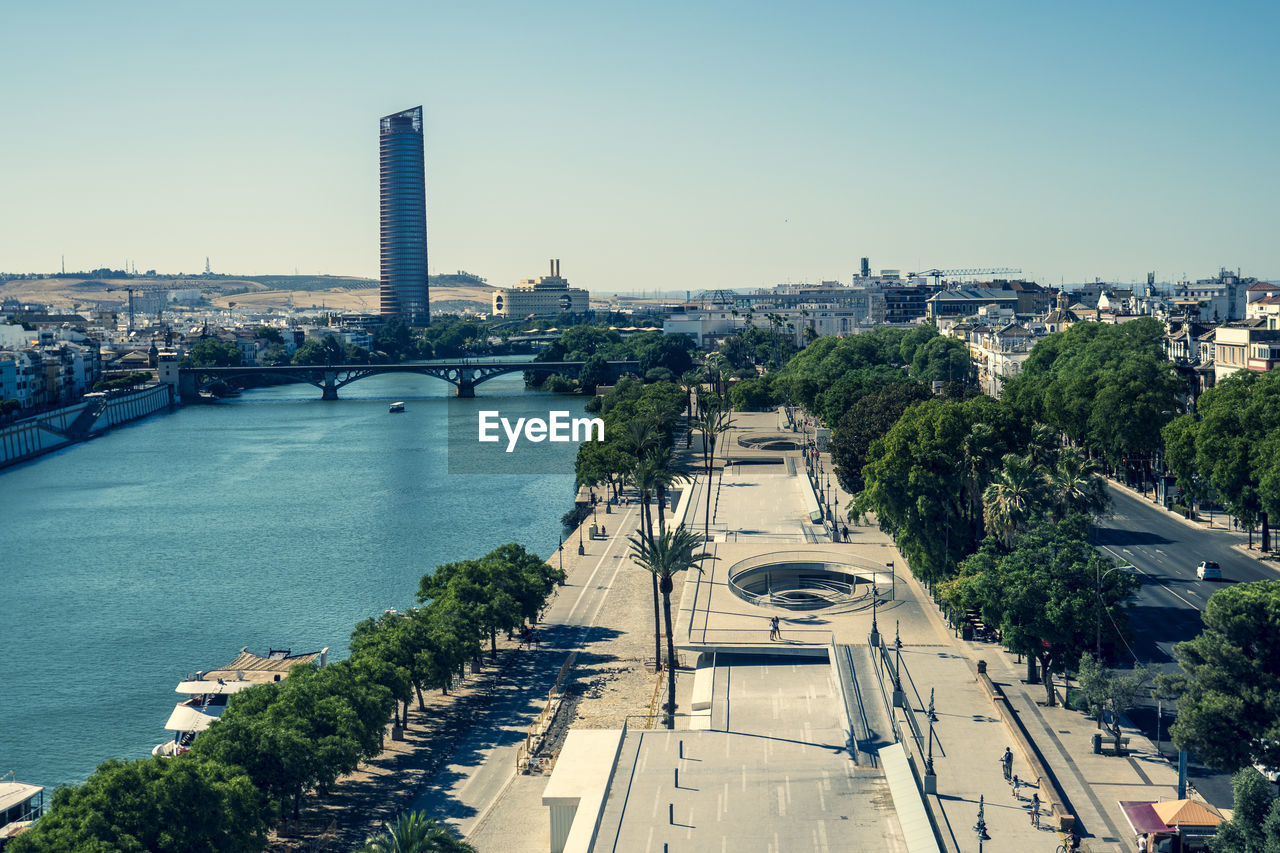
379,106,428,323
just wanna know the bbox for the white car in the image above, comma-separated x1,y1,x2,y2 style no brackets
1196,561,1222,580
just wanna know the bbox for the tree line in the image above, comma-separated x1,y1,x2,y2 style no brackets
10,543,560,853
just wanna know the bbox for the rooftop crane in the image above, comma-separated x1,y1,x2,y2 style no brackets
105,284,174,331
915,267,1023,279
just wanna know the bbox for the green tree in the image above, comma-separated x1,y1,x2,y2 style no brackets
1002,318,1183,468
628,523,713,729
1046,448,1110,521
828,380,931,493
357,810,476,852
693,395,735,546
8,755,268,853
1163,370,1280,550
982,454,1046,549
254,325,285,345
578,353,610,393
941,516,1138,704
1170,580,1280,772
190,338,243,367
1076,652,1149,752
729,375,776,411
1209,767,1280,853
859,396,1023,581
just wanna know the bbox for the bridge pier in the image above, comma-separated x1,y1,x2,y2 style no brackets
322,372,339,400
457,381,476,398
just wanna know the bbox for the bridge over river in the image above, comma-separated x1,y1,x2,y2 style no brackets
176,360,639,400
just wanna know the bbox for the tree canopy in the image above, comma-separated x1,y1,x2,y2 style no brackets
8,755,268,853
1170,580,1280,772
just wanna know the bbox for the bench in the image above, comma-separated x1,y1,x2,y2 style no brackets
1092,733,1130,755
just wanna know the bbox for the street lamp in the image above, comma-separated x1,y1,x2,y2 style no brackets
924,687,937,793
1096,563,1133,659
974,795,989,851
870,583,880,647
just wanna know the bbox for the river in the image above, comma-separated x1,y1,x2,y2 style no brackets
0,369,584,790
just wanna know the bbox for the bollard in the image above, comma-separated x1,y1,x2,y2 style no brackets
669,803,674,825
674,766,679,788
679,739,684,759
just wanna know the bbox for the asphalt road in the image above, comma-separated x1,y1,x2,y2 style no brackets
1092,486,1278,808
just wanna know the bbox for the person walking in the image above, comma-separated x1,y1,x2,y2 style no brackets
1011,774,1020,799
841,524,849,542
1001,747,1013,780
770,615,781,641
1030,793,1040,828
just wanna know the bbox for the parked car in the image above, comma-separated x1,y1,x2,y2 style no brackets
1196,561,1222,580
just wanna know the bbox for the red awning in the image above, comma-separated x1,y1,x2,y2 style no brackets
1120,801,1173,835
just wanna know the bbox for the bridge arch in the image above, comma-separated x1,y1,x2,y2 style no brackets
176,361,639,401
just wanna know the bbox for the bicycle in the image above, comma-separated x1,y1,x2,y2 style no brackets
1055,830,1081,853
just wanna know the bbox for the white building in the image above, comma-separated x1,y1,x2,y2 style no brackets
492,260,589,318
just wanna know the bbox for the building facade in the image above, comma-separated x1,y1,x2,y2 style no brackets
379,107,429,324
491,260,589,318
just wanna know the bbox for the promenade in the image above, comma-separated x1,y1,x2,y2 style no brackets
314,408,1207,853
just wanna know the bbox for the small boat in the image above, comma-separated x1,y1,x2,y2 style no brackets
0,775,44,846
153,647,327,756
389,401,406,413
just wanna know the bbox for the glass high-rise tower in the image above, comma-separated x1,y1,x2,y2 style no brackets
379,106,428,323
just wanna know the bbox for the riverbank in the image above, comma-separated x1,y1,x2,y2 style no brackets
266,497,663,850
0,383,173,469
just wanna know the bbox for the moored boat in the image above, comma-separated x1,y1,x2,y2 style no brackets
389,401,406,413
153,647,327,756
0,776,44,849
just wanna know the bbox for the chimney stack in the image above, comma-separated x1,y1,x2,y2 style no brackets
550,259,555,277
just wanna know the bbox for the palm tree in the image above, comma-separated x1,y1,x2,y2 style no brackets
631,454,665,671
982,454,1046,548
1046,448,1110,520
1026,423,1060,469
960,422,999,540
358,811,475,853
693,397,735,546
628,523,713,729
680,369,703,445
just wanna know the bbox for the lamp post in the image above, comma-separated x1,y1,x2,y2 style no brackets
892,620,904,707
578,523,585,556
1095,563,1132,659
924,687,937,793
870,583,880,647
974,795,989,851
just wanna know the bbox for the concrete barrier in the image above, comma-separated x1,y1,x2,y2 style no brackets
976,665,1075,832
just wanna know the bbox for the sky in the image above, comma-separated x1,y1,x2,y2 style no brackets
1,0,1277,293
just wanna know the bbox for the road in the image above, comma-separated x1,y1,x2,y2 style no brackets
1092,486,1278,807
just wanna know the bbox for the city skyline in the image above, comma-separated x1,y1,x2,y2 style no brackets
1,1,1278,293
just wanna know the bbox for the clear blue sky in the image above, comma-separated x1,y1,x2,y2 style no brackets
2,0,1276,292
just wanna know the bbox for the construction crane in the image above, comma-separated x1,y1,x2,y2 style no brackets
105,284,174,331
915,267,1022,279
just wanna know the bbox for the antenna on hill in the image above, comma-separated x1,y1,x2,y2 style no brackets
205,257,211,275
61,255,65,275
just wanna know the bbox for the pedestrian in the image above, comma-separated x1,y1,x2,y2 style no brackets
841,524,849,542
1137,834,1147,853
1011,774,1020,799
770,615,780,641
1030,793,1040,828
1001,746,1012,780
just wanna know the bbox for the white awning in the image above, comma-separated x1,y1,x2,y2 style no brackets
174,680,252,695
0,782,42,813
162,703,218,733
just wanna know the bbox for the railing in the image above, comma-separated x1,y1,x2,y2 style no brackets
689,627,835,648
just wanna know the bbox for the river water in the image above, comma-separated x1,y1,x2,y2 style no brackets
0,370,583,790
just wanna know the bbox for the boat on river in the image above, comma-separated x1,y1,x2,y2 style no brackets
153,647,327,756
389,401,406,413
0,776,43,849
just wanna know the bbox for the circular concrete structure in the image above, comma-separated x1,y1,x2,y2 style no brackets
736,434,802,452
727,551,891,611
